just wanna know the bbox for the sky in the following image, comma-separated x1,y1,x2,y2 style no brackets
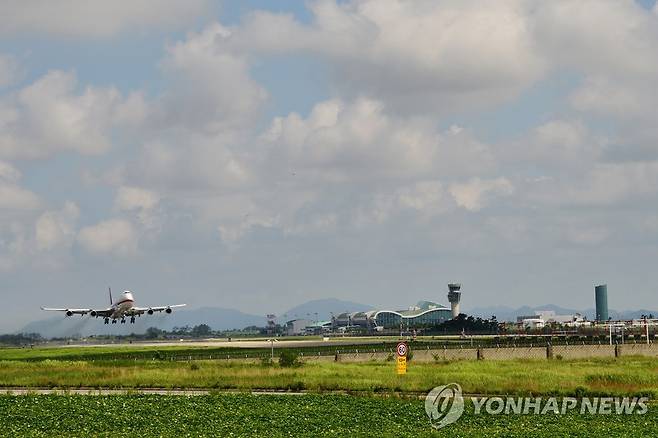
1,0,658,332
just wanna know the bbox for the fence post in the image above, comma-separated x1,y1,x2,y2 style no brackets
546,344,553,359
477,347,483,360
615,343,621,358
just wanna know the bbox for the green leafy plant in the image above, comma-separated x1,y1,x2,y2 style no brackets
278,350,301,368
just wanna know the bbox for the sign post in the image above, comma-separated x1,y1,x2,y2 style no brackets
396,342,407,375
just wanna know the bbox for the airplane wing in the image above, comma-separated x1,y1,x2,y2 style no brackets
41,307,113,317
130,304,186,315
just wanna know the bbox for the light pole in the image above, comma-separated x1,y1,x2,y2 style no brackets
269,338,278,360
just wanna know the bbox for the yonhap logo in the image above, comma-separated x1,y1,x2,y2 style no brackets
424,383,649,430
424,383,464,430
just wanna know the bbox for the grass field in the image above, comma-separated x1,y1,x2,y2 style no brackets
0,342,402,362
2,394,656,437
0,335,622,362
3,347,656,436
2,357,658,397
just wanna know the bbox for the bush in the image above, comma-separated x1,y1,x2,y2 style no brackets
190,362,200,371
260,356,274,367
279,350,301,368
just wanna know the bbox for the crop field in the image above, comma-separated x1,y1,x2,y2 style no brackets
1,356,658,397
3,347,657,436
2,394,656,437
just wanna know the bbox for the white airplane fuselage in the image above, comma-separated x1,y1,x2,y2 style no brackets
110,291,135,319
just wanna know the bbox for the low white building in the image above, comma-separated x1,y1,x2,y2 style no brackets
518,310,585,325
522,318,545,329
285,319,313,336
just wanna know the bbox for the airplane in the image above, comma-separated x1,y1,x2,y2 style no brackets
41,288,186,325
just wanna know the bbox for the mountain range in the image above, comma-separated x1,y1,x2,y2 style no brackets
16,299,657,338
18,298,371,338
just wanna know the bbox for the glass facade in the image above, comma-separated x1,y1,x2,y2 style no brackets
374,308,452,328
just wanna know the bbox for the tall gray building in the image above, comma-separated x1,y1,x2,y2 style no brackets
595,284,609,322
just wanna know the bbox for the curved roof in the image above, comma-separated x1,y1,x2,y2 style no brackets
374,307,451,320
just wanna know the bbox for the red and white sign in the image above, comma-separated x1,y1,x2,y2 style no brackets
396,342,408,357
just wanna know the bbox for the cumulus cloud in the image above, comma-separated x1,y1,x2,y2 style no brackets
264,98,494,182
0,0,210,38
534,0,658,77
0,160,41,211
354,181,452,226
231,0,546,112
0,183,41,212
114,185,162,231
0,199,80,271
570,75,657,124
505,120,605,172
77,219,138,256
449,177,514,211
0,70,142,159
114,186,159,212
35,201,79,251
154,23,268,133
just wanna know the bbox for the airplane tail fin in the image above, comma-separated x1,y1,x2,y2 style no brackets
108,287,113,305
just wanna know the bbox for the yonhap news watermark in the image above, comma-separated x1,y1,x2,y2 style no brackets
425,383,649,430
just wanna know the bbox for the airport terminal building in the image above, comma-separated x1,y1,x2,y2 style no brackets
333,300,453,331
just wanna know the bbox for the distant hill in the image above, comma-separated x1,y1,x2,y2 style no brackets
17,299,374,338
19,306,267,338
281,298,373,322
467,304,658,322
17,299,657,338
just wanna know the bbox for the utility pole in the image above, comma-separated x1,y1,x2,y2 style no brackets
621,325,624,345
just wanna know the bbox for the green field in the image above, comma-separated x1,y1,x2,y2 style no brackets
3,347,657,436
0,342,408,362
2,357,658,397
0,335,620,362
2,394,656,437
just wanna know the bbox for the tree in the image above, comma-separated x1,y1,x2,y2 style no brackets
145,327,163,339
192,324,212,337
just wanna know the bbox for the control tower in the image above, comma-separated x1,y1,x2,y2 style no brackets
447,283,462,318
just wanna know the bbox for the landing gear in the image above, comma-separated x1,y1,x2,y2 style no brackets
130,317,136,324
121,318,126,324
104,318,109,325
112,319,117,324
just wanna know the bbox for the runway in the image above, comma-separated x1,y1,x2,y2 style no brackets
50,337,398,349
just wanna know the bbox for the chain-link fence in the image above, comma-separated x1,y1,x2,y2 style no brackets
330,342,658,363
